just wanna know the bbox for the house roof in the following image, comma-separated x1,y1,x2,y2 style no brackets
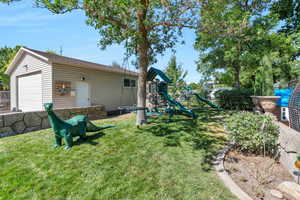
5,47,139,77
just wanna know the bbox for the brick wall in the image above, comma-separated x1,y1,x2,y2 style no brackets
0,105,107,138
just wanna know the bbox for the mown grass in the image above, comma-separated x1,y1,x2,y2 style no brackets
0,110,236,200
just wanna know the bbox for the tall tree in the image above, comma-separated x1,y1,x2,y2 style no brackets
196,0,300,92
164,55,187,98
1,0,199,125
0,46,21,90
271,0,300,85
196,0,271,89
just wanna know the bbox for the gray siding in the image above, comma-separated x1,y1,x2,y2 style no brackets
10,53,52,110
52,63,137,111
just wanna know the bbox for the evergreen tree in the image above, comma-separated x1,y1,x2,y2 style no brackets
165,55,187,98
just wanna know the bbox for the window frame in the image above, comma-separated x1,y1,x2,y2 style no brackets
123,78,131,88
123,78,136,88
130,79,136,88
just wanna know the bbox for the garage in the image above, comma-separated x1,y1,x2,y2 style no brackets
17,72,43,112
5,47,138,112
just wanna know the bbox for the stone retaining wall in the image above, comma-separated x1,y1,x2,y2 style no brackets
0,105,107,138
278,122,300,181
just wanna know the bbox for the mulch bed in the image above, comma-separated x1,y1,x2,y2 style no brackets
224,150,295,200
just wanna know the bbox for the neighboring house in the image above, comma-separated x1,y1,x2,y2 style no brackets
5,47,138,112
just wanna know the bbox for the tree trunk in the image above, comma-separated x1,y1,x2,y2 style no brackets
136,2,149,126
235,42,241,90
234,65,241,90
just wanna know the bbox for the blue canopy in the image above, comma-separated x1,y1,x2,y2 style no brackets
274,89,293,107
147,67,172,83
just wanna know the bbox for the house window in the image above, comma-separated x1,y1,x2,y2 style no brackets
124,78,136,88
130,79,136,87
281,107,289,121
124,79,130,87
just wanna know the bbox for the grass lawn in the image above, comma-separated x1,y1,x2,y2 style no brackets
0,110,236,200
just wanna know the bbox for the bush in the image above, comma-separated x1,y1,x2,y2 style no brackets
215,89,253,110
225,112,279,155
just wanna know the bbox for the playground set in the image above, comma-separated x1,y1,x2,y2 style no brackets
145,67,220,120
118,67,220,121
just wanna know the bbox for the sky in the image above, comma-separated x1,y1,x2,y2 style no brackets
0,1,200,83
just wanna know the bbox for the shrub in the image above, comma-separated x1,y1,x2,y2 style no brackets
215,89,253,110
225,112,279,155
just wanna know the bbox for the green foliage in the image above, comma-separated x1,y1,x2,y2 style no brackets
196,0,272,89
0,46,21,89
271,0,300,34
215,89,253,110
254,55,274,96
225,112,279,155
188,82,200,90
164,55,187,98
196,0,300,91
45,49,58,55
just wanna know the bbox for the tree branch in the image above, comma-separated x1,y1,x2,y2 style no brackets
97,15,129,30
150,21,198,30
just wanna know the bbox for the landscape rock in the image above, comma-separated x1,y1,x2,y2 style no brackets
24,126,40,133
0,132,13,138
277,181,300,199
0,127,14,136
24,112,41,127
4,113,24,126
41,118,50,129
0,116,4,128
12,121,26,134
35,111,48,118
270,189,283,199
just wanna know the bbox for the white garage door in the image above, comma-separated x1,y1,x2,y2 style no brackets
18,73,43,112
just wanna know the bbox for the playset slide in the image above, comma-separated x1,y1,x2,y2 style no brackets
160,90,196,119
193,93,221,109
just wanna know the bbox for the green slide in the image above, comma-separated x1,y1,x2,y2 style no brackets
160,90,196,119
193,93,221,110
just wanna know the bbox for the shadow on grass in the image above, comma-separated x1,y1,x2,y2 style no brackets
139,110,228,171
73,132,106,146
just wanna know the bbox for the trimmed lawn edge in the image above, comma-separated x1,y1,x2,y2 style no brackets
213,143,253,200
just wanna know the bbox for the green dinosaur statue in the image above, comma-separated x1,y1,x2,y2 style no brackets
44,103,114,149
